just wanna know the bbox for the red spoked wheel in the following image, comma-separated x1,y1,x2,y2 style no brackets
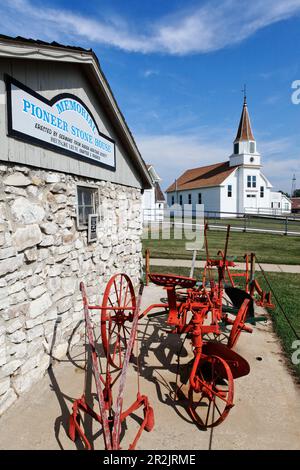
188,355,234,428
101,273,136,369
227,298,250,349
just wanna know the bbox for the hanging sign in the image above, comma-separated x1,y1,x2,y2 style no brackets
6,76,116,171
88,214,98,243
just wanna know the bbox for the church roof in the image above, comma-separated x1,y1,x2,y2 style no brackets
166,161,238,192
234,98,255,142
154,182,165,202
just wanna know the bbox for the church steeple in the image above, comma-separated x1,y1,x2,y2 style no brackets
234,96,255,142
230,94,261,168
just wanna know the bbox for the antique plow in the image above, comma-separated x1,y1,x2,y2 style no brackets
69,277,154,450
135,225,269,428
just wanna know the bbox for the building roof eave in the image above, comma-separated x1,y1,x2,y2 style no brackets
0,35,152,189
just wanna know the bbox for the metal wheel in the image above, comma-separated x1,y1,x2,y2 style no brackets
227,298,250,349
188,355,234,428
101,273,136,369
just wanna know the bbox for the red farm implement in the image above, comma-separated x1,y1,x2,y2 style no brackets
69,224,273,448
69,277,154,450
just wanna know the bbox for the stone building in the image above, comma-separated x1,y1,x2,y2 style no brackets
0,35,152,415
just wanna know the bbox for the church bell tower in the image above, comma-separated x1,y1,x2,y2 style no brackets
230,95,261,168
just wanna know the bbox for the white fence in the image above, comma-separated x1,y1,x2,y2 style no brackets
142,208,300,236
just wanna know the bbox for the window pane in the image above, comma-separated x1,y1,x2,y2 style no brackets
77,186,96,226
83,189,93,206
85,205,94,219
78,206,84,225
77,187,85,205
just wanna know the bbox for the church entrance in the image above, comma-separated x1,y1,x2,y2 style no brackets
246,194,257,212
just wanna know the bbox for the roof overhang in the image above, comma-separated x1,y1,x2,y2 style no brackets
0,36,152,189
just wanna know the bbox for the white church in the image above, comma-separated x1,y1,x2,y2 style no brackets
166,98,291,217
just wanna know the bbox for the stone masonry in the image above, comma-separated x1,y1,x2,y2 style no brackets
0,162,143,415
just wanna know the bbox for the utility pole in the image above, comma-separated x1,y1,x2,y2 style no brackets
291,173,296,197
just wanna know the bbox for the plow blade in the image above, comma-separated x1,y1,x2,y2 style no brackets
225,287,254,319
203,341,250,379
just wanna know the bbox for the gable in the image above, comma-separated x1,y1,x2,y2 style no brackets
0,36,152,189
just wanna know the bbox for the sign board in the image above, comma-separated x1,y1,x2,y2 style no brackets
6,76,116,171
88,214,98,243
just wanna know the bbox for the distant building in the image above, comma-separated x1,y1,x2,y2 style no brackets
166,98,292,217
142,164,165,221
291,198,300,213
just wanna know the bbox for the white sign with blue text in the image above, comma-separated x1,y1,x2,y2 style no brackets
6,76,116,170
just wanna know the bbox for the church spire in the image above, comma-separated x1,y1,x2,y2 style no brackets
234,95,255,142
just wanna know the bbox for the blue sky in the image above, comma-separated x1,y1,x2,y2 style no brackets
1,1,300,192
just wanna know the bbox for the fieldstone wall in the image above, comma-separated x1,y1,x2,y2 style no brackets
0,162,143,415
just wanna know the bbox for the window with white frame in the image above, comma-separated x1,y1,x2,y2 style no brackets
77,186,98,226
171,195,175,205
228,185,232,197
179,195,183,206
247,175,256,188
260,186,264,198
198,193,202,204
188,194,192,204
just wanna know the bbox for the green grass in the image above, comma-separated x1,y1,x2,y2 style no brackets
147,265,300,379
256,272,300,379
142,228,300,265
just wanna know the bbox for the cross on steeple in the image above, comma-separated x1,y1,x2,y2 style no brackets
234,89,254,142
242,84,247,104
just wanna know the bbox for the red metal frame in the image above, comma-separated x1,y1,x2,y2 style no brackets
137,225,256,428
69,280,154,450
70,224,274,445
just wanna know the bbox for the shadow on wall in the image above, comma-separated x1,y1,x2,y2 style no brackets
47,319,96,450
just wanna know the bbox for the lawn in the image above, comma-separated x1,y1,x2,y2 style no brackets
145,265,300,379
142,228,300,265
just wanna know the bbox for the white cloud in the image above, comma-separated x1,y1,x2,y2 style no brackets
1,0,300,55
136,132,231,190
136,132,298,193
143,70,159,78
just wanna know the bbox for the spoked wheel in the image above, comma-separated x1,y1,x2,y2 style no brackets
188,355,234,428
101,273,136,369
227,298,250,349
202,331,228,344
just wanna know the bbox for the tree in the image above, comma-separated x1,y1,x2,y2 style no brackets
279,190,290,197
293,189,300,197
